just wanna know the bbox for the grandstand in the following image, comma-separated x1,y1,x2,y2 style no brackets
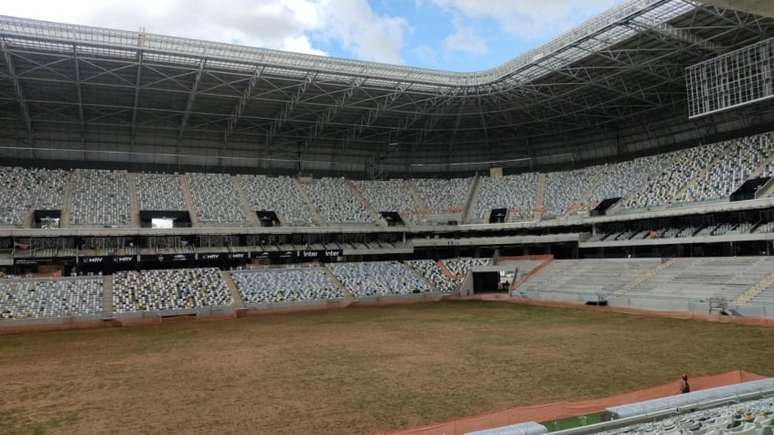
2,0,774,434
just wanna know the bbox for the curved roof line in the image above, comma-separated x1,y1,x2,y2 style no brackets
0,0,692,89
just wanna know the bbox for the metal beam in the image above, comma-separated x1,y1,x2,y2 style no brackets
630,16,726,54
265,73,315,146
304,77,365,148
72,45,85,139
0,38,32,141
130,50,143,142
177,58,205,140
224,66,263,145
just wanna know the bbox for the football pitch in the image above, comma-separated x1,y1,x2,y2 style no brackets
2,301,773,434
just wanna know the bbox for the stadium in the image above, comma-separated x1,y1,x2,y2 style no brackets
2,0,774,433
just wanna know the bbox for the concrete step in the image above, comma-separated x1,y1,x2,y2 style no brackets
735,272,774,305
61,172,74,227
613,258,677,296
179,174,201,227
405,262,439,293
235,176,259,226
463,175,482,224
346,179,386,226
322,266,355,300
127,173,140,227
532,173,545,221
294,177,322,225
221,271,245,308
103,274,113,316
405,179,428,223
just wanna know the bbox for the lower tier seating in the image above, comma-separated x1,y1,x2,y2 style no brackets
405,259,458,293
112,268,232,313
518,257,774,313
0,278,103,320
327,261,430,297
232,268,344,304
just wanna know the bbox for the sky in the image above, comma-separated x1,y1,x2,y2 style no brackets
0,0,625,72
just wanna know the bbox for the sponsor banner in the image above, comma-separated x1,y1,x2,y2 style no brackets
140,253,194,263
198,252,251,261
299,249,342,258
78,255,138,265
14,258,45,266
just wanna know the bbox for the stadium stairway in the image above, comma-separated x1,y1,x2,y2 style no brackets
179,174,201,227
322,266,355,300
674,148,726,203
755,177,774,199
220,271,245,308
346,179,387,226
103,274,114,315
294,177,323,225
613,258,678,296
236,181,260,227
617,257,773,304
463,175,481,224
405,261,440,293
752,149,774,178
61,172,74,227
735,272,774,305
533,173,546,221
127,173,140,227
405,179,429,221
509,255,555,291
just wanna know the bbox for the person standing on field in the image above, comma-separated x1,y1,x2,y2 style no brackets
679,374,690,394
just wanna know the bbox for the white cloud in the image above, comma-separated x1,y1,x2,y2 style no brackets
443,19,488,55
430,0,622,40
314,0,410,64
0,0,411,62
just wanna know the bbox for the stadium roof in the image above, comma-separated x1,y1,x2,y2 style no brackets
1,0,774,175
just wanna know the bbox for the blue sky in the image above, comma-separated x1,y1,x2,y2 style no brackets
1,0,625,71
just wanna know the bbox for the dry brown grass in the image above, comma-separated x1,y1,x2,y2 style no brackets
1,301,773,435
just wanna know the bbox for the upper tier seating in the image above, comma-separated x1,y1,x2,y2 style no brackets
71,169,130,226
0,167,66,226
353,179,417,214
328,261,429,297
474,173,538,221
136,173,187,211
112,268,232,313
414,178,472,214
0,278,103,320
587,157,665,208
306,177,375,224
543,167,598,217
188,173,246,225
680,133,774,203
622,140,733,209
232,268,344,304
240,175,314,226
